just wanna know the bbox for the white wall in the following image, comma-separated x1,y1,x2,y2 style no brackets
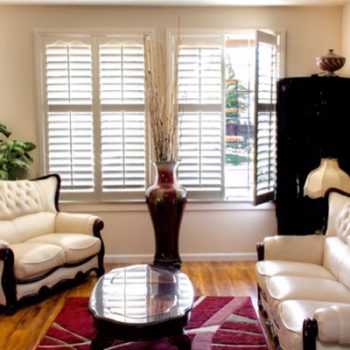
0,5,343,262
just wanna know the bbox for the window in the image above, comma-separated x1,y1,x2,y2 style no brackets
38,33,147,201
172,30,281,201
37,29,281,203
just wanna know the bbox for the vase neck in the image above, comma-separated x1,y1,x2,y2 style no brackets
153,161,178,185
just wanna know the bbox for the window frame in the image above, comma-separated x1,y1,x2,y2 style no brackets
35,28,155,202
35,27,285,204
167,28,285,203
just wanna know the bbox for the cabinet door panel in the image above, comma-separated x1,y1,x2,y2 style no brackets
276,76,350,235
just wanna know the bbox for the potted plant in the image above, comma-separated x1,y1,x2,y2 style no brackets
0,123,36,180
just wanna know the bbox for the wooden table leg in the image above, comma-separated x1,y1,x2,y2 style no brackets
90,331,113,350
169,333,191,350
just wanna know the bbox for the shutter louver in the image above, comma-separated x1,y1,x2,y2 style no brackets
101,112,146,190
45,40,94,193
178,45,224,199
254,31,278,205
99,41,146,195
48,111,94,191
46,44,92,105
99,44,144,104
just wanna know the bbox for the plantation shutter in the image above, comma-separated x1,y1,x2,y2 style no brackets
45,39,95,193
178,41,224,200
42,34,147,201
254,31,278,205
98,39,147,200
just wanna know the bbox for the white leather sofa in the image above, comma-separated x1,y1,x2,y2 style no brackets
256,189,350,350
0,174,104,314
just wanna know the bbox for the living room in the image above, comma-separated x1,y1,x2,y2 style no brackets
1,0,350,349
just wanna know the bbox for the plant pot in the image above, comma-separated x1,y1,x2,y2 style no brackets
145,161,187,269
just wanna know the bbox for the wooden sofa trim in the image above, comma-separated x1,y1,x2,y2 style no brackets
0,247,17,314
303,318,318,350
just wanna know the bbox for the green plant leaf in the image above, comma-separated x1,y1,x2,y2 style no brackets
0,123,36,179
0,170,8,180
0,124,11,138
23,142,36,151
10,158,31,170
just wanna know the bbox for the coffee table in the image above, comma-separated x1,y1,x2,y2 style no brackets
89,264,194,349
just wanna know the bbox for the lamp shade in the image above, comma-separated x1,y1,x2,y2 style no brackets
304,158,350,199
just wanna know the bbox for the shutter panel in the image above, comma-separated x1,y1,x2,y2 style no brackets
45,40,94,192
48,111,94,191
178,45,224,199
46,43,92,104
99,41,146,196
254,31,278,205
99,44,145,104
101,112,146,190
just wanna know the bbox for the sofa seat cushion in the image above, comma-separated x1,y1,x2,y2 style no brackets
27,233,101,264
12,242,65,280
266,275,350,319
256,260,335,293
277,300,350,350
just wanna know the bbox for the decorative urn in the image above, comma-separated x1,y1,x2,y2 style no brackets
316,49,345,76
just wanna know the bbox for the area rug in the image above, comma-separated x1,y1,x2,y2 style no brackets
37,296,268,350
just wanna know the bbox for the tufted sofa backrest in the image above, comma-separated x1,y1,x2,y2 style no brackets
0,175,58,220
326,190,350,241
324,190,350,287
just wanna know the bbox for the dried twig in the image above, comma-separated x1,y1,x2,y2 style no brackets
144,28,180,162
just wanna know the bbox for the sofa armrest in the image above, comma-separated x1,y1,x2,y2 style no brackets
258,235,325,264
55,212,104,236
314,305,350,344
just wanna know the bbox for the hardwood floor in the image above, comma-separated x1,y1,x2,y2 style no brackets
0,261,272,350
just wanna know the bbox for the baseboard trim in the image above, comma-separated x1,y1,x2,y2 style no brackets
105,252,256,264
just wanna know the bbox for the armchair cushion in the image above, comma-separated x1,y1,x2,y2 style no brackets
315,305,350,344
11,242,65,280
263,235,324,264
28,233,101,264
277,300,350,350
267,276,350,305
256,260,335,293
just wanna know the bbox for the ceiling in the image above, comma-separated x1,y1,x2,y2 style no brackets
0,0,349,5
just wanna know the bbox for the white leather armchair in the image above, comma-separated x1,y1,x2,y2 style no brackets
256,189,350,350
0,174,104,314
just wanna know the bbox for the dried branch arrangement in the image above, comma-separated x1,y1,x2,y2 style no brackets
143,33,180,162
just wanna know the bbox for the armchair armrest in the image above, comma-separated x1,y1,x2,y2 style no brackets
55,212,104,237
0,244,16,314
0,239,9,249
314,305,350,344
258,235,324,264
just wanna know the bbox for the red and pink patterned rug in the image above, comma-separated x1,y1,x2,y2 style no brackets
37,296,268,350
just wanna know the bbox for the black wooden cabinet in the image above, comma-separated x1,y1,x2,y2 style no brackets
276,76,350,235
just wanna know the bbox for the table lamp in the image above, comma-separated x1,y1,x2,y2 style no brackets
304,158,350,199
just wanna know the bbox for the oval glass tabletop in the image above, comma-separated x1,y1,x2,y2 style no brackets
89,264,194,325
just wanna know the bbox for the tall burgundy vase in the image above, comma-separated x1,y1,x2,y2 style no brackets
146,161,187,269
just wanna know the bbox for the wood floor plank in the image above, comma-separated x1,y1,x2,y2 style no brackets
0,261,270,350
